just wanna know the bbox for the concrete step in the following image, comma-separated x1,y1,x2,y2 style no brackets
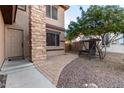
1,64,34,74
1,59,33,73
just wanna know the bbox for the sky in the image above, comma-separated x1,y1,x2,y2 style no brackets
64,5,124,29
64,5,89,29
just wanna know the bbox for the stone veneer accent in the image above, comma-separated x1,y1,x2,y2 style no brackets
29,5,46,64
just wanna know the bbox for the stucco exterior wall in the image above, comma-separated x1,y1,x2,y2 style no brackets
47,50,65,57
45,6,65,28
5,6,29,59
0,10,5,67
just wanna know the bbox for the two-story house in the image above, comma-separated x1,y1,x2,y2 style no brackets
0,5,69,69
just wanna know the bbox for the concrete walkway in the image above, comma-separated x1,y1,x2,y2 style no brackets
35,53,78,86
1,59,55,88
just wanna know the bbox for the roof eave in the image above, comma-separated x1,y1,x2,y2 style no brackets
59,5,70,10
0,5,17,24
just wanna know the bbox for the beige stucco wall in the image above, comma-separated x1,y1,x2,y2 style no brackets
5,6,29,59
0,10,5,67
47,50,65,57
45,6,65,28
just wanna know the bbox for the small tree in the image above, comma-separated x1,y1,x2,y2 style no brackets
66,5,124,58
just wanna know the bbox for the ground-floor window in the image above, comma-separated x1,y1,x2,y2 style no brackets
46,30,60,46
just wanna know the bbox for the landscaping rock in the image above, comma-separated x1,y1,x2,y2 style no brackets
57,53,124,88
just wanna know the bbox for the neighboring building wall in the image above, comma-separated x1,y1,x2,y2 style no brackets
65,41,90,53
0,10,5,67
5,6,30,59
29,5,46,64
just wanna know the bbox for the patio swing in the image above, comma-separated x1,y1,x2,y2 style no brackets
78,38,106,60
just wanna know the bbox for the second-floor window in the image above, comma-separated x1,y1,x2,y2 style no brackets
46,5,58,20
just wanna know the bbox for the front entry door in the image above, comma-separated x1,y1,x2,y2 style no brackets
5,28,24,58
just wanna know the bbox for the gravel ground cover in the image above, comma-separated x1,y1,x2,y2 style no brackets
57,52,124,88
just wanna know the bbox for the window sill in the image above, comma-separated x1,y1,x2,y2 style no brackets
46,16,58,21
47,48,64,51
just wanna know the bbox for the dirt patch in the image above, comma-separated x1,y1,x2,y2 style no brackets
57,52,124,88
